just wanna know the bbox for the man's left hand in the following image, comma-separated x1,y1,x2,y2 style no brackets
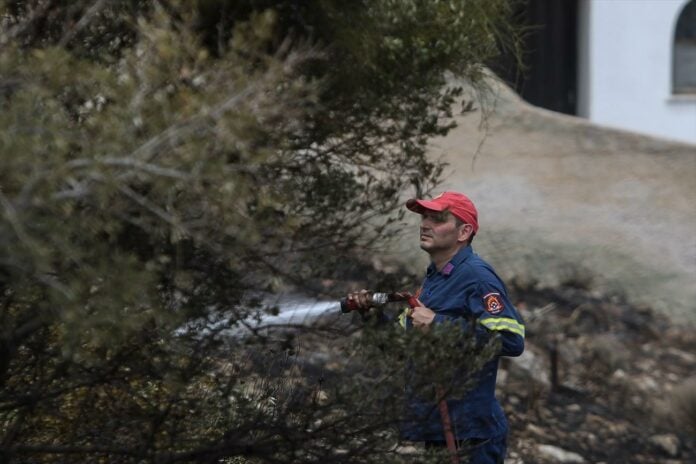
409,301,435,328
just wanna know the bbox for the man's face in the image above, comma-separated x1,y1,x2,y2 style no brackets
419,210,471,253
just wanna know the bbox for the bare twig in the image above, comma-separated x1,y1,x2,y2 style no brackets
116,184,186,233
67,157,190,180
58,0,108,47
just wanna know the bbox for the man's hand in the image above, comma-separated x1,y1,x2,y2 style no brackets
409,299,436,328
346,289,372,310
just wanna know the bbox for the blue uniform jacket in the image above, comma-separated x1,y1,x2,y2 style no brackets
401,245,525,441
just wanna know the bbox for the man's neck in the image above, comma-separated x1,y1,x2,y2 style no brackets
430,244,467,272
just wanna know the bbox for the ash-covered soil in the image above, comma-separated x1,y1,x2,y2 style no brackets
500,282,696,464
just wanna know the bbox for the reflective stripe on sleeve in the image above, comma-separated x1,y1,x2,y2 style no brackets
479,317,525,337
398,308,409,329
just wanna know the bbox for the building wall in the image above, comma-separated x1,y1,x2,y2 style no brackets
578,0,696,144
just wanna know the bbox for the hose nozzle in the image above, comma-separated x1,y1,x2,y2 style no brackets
340,292,415,313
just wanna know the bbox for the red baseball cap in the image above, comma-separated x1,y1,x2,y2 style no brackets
406,191,479,233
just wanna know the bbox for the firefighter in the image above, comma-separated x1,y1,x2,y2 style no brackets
347,191,525,464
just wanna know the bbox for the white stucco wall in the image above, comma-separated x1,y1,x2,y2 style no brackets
578,0,696,145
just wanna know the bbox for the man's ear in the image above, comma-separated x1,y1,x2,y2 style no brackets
457,223,474,243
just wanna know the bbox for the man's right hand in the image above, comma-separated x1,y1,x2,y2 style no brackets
345,289,372,310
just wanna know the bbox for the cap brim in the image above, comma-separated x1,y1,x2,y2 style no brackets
406,198,447,214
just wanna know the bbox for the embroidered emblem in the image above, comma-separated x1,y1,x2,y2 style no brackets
483,292,504,314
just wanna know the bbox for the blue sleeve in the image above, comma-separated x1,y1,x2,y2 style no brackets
432,312,491,346
471,281,525,357
433,312,524,357
496,330,524,357
433,281,525,357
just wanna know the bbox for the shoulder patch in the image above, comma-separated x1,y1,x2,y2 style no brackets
483,292,504,314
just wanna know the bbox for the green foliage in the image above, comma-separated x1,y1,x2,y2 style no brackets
0,0,518,462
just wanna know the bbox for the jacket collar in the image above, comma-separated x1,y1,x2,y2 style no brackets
426,245,474,277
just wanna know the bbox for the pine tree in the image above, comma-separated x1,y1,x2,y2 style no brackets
0,1,517,462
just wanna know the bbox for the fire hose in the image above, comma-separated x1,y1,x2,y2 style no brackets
340,292,460,463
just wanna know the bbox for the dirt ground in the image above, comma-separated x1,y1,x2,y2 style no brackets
500,281,696,464
384,77,696,324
